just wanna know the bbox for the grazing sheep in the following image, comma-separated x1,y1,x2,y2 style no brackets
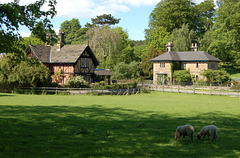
175,125,194,142
197,125,218,141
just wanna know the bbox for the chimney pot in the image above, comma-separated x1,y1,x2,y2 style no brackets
165,41,173,52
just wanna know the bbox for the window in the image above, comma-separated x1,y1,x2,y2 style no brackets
196,63,199,69
196,75,199,81
160,62,165,68
82,58,87,67
181,63,186,69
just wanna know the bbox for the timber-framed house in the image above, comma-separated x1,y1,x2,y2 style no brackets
26,32,101,85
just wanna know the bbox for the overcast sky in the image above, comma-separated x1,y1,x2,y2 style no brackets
1,0,207,40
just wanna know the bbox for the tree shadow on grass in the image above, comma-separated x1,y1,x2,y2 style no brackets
0,94,14,97
0,105,239,157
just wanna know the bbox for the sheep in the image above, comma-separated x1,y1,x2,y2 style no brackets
197,125,218,141
174,125,194,142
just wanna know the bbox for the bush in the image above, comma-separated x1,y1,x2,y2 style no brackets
65,76,89,88
201,69,230,84
173,70,194,83
0,53,50,89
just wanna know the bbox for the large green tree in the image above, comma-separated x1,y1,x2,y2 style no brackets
31,21,57,45
146,26,171,52
0,0,57,53
171,24,195,51
113,61,139,79
0,53,50,88
149,0,197,33
91,14,120,26
200,0,240,68
87,15,134,69
139,46,162,79
60,18,87,45
195,0,215,37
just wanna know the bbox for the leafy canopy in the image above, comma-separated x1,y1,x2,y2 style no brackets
0,0,57,53
0,53,50,88
91,14,120,26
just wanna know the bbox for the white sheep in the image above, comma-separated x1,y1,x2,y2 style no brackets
197,125,218,141
175,125,194,142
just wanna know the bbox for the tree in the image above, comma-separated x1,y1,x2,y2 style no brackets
199,0,240,68
132,43,147,62
139,46,162,79
171,24,195,51
87,26,120,68
113,61,139,79
0,53,50,88
60,18,87,45
112,27,135,64
149,0,197,33
146,26,171,52
195,0,215,37
0,0,57,53
91,14,120,26
31,21,57,45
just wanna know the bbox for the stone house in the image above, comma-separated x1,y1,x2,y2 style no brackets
151,42,221,85
26,32,112,85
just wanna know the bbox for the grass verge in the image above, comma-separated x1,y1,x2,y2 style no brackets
0,92,239,157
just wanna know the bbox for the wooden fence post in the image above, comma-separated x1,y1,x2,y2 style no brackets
193,84,195,95
210,84,212,96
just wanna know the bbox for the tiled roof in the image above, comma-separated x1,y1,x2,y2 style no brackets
29,45,51,63
50,45,87,63
29,44,99,65
151,51,221,62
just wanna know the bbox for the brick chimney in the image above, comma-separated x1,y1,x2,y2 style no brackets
165,42,173,52
57,31,65,49
191,43,198,51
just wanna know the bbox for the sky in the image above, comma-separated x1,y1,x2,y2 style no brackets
1,0,206,40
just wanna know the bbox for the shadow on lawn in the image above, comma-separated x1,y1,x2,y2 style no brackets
0,105,239,157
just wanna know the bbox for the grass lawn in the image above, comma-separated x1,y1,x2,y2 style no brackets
228,69,240,78
0,92,240,157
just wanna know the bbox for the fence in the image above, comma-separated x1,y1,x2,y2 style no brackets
13,87,142,96
148,83,240,97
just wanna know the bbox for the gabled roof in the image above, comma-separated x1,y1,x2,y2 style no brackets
151,51,221,62
28,44,99,66
29,45,51,63
50,45,88,63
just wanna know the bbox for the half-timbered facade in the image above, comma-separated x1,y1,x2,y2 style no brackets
26,32,100,85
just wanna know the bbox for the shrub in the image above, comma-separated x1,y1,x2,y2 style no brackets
201,69,230,84
65,76,88,88
0,53,50,89
173,70,194,83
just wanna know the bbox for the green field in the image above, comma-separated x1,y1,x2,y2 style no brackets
0,92,240,157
